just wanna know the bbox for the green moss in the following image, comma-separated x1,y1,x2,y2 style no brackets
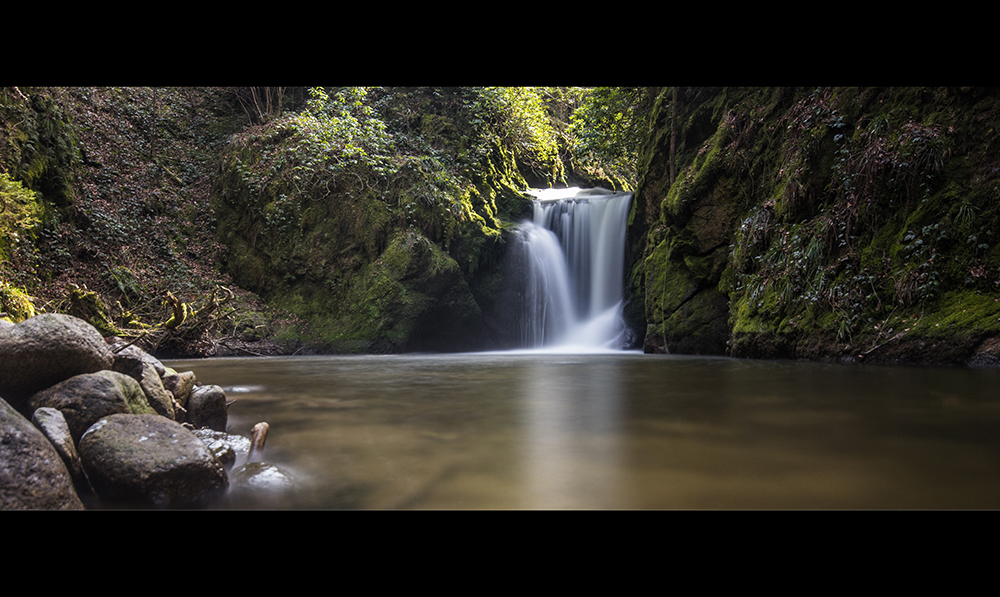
208,88,564,352
909,290,1000,339
0,280,35,323
635,87,1000,362
66,284,120,337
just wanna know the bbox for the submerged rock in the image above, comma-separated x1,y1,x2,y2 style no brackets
0,313,114,409
192,428,251,470
0,398,84,510
230,462,295,491
226,422,297,507
227,462,296,509
79,414,228,508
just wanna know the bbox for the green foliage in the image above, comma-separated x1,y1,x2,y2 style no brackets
0,88,80,208
0,172,41,257
460,87,563,182
212,86,584,351
638,86,1000,361
569,87,654,190
285,87,396,183
0,279,35,322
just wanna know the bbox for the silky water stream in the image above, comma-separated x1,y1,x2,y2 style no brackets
169,352,1000,509
509,187,634,351
168,188,1000,509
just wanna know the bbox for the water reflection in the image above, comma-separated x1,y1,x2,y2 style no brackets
518,357,625,508
165,353,1000,509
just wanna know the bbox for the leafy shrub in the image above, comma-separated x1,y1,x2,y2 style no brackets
0,172,41,261
0,278,35,322
568,87,653,190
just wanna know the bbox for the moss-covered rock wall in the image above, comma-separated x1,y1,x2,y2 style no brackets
631,87,1000,366
210,87,555,353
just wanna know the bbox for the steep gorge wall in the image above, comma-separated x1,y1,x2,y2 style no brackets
210,88,546,353
630,87,1000,366
0,87,587,356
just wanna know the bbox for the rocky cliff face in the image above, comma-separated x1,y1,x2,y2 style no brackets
210,88,550,353
630,87,1000,366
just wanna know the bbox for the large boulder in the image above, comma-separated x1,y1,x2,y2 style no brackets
28,370,155,443
0,397,84,510
0,314,114,409
79,414,228,508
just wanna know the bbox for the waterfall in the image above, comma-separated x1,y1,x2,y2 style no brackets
512,187,633,351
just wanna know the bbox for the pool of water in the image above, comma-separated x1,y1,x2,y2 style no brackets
165,352,1000,509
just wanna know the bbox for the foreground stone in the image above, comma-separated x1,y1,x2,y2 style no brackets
28,370,155,443
31,407,87,490
0,398,84,510
79,414,228,508
0,313,114,409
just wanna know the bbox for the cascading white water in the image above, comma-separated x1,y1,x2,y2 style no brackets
516,187,633,351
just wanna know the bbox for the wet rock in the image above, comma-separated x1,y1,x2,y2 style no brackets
112,354,175,419
969,336,1000,368
230,462,295,491
0,397,84,510
28,370,155,443
227,462,296,508
107,339,167,377
162,370,197,408
187,384,227,431
0,313,114,410
31,407,87,490
192,428,251,470
79,414,228,508
226,421,296,507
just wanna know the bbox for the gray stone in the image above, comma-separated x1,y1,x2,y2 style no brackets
79,414,228,508
227,462,296,508
0,314,114,409
192,428,251,470
231,462,295,491
108,340,166,377
112,354,175,419
0,397,84,510
31,407,86,488
187,384,228,431
28,370,155,443
162,371,197,408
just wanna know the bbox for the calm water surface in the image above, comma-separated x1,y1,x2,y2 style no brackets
165,352,1000,509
